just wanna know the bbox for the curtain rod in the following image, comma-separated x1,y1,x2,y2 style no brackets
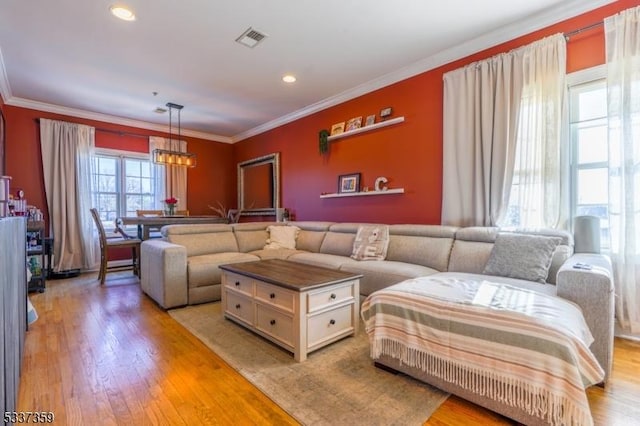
34,118,150,139
564,21,603,39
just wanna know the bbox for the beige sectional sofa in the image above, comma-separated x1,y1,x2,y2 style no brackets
140,220,614,382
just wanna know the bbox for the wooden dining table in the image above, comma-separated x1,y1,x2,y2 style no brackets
119,215,227,240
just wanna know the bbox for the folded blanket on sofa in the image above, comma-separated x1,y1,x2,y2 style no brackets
361,276,605,426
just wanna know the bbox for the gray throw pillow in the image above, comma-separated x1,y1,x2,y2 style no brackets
483,233,561,283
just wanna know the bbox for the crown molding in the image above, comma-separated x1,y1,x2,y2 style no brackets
4,97,232,143
231,0,616,143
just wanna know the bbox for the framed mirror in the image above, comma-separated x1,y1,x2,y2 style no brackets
0,108,5,176
238,152,280,216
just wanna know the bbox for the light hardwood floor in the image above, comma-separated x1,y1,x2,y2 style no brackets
18,273,640,425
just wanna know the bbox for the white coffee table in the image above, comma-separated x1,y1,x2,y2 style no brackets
219,259,361,361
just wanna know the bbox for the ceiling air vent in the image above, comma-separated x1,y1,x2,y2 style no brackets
235,27,267,48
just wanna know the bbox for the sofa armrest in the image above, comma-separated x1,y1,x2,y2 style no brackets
140,239,188,309
556,253,614,384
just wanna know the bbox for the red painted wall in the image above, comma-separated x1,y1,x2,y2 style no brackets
3,106,235,234
233,0,634,225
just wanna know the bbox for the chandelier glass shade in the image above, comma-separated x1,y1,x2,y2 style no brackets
152,102,197,168
152,149,197,167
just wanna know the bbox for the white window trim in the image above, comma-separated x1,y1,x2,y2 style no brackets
94,147,150,160
567,64,609,250
566,64,607,86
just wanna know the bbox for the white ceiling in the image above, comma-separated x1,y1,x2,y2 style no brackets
0,0,614,143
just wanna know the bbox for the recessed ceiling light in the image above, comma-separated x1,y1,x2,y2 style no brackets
110,5,136,21
282,75,296,83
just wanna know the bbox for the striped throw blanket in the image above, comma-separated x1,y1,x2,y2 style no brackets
361,276,604,426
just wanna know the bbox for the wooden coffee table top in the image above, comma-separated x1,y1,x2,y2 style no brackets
219,259,362,291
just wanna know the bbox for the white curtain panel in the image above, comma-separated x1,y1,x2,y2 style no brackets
441,53,523,226
442,34,566,227
507,35,567,229
40,118,97,271
605,6,640,334
149,136,187,209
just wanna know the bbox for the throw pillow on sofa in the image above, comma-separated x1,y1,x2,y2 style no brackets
351,225,390,261
264,225,300,250
483,233,561,283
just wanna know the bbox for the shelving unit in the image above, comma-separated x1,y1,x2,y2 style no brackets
320,188,405,199
26,221,47,293
1,217,27,416
327,116,404,142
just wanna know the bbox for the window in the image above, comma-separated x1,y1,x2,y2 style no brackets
92,150,162,231
569,77,610,250
501,66,612,251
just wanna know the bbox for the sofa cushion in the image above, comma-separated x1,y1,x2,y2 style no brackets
296,230,326,253
291,221,335,231
547,244,573,285
187,252,259,288
448,240,494,274
386,235,453,271
319,232,356,256
288,252,359,270
351,225,390,261
483,233,561,283
340,261,439,296
249,248,302,260
232,222,283,252
265,225,300,249
454,226,498,243
235,229,269,252
388,224,458,238
164,224,238,257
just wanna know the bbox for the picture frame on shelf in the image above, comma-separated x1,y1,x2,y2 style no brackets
365,114,375,126
345,116,362,132
338,173,360,193
330,121,345,136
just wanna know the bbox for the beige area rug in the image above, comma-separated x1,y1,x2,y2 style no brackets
169,302,448,426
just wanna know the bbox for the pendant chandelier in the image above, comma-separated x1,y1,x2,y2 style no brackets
152,102,197,168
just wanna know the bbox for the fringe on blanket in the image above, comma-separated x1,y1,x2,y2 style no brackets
372,338,592,426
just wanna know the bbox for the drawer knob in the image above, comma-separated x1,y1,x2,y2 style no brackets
329,319,336,325
330,293,337,299
235,281,240,286
270,319,276,325
270,293,276,299
235,303,241,309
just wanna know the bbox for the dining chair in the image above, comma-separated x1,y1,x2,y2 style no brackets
136,209,164,217
90,208,141,285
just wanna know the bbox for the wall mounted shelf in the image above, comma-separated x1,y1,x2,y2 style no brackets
320,188,405,199
326,116,405,142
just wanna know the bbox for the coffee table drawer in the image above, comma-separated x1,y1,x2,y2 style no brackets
255,304,294,348
224,272,254,296
307,304,354,349
307,282,356,313
255,282,294,312
224,291,254,325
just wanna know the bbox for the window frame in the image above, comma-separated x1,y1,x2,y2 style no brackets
92,148,159,233
567,64,609,250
